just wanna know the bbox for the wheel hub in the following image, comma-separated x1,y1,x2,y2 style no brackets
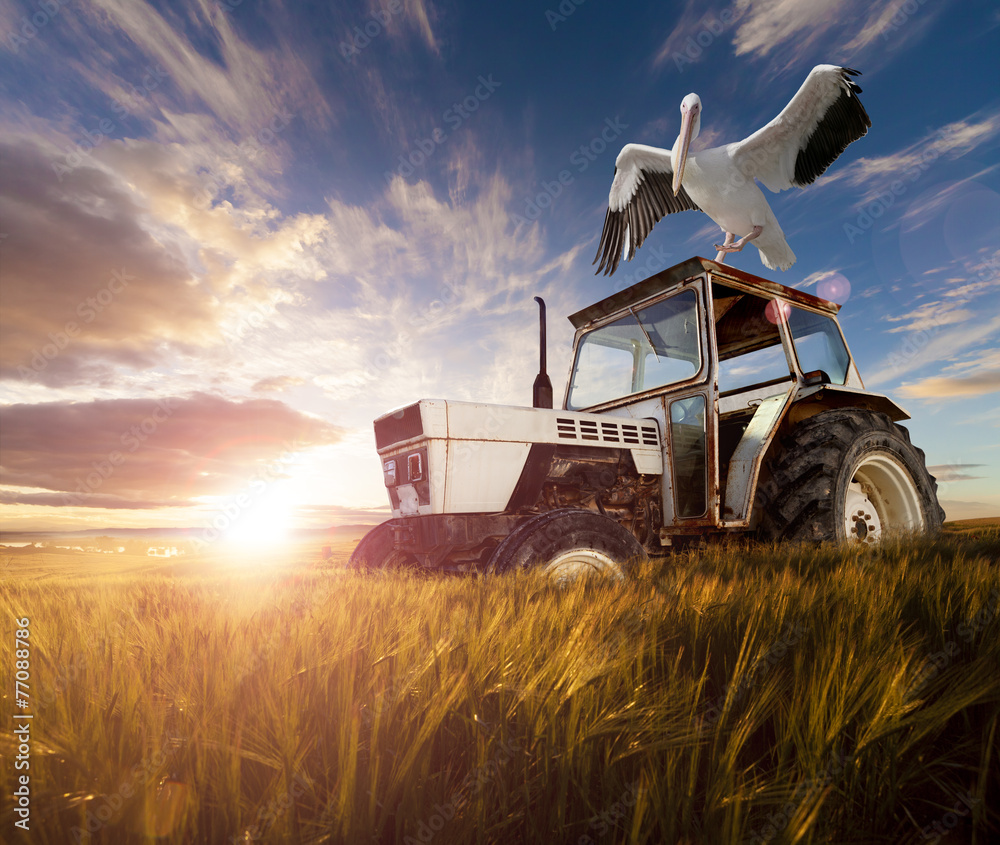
542,549,624,584
844,453,924,544
846,483,882,545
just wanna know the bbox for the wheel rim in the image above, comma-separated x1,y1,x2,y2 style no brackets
541,549,625,583
844,453,924,545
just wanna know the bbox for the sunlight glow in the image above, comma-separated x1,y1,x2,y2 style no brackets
218,483,297,547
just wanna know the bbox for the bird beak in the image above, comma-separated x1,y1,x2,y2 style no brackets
672,108,695,196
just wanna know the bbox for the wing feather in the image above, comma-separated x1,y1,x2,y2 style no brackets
732,65,870,193
594,144,700,276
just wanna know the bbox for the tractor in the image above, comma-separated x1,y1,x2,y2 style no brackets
350,257,943,578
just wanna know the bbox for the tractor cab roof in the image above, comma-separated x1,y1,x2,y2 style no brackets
568,257,841,330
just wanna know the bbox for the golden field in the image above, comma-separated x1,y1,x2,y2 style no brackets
1,521,998,844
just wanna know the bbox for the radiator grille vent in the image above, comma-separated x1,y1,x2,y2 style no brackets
374,404,423,450
555,417,659,447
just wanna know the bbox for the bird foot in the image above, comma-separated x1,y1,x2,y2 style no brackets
713,226,763,254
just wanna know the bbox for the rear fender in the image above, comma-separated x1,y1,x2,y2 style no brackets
788,385,910,423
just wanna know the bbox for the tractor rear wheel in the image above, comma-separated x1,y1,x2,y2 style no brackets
486,508,647,582
757,408,944,544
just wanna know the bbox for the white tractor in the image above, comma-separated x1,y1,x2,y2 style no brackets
351,257,943,578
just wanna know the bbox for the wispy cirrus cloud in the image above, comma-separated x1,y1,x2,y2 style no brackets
866,313,1000,388
652,0,951,92
64,0,333,139
404,0,441,55
927,464,987,483
900,371,1000,399
899,349,1000,399
729,0,949,69
884,303,975,334
819,109,1000,202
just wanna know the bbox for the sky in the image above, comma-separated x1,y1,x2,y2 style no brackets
0,0,998,541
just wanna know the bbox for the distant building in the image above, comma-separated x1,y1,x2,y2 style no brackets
147,546,182,557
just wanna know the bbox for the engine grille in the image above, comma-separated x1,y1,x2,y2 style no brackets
375,404,423,450
556,417,659,446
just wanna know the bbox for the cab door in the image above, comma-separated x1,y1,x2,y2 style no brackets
659,275,719,530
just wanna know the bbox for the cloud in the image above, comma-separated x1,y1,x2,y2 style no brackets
840,0,948,55
403,0,441,56
242,170,553,414
954,406,1000,428
938,500,1000,521
730,0,848,60
337,0,441,59
866,256,1000,385
252,376,306,393
295,503,389,525
727,0,946,69
927,464,987,483
899,371,1000,399
0,105,553,416
0,490,178,509
893,339,1000,399
64,0,333,140
885,303,974,334
0,130,332,387
896,171,1000,239
866,314,1000,388
795,269,837,289
0,393,343,507
943,349,1000,376
944,280,996,299
653,2,744,70
730,0,856,61
0,134,219,385
821,110,1000,202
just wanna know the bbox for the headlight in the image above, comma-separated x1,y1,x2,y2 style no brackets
407,452,423,481
383,459,396,487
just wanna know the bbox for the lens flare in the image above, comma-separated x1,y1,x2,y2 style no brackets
765,299,791,324
817,273,851,304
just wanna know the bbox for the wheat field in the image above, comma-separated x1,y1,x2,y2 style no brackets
1,524,998,844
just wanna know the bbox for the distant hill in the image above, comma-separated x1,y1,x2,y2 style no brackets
0,524,379,542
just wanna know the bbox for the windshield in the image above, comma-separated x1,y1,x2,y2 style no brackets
788,307,850,384
713,286,791,394
567,289,701,410
710,282,849,393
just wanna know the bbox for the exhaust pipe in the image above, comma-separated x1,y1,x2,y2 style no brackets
532,296,553,409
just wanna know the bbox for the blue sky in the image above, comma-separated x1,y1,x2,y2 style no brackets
1,0,998,536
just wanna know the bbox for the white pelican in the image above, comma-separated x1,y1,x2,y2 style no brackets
594,65,871,275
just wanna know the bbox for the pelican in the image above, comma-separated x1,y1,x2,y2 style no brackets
594,65,871,275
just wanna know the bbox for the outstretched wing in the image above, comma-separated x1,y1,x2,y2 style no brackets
732,65,871,193
594,144,700,276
